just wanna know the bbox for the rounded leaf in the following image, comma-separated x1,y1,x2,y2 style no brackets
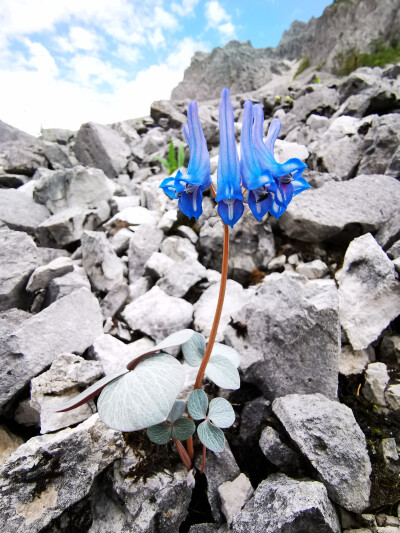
167,400,186,423
155,329,196,351
211,343,240,368
197,420,225,453
208,397,235,428
97,353,185,432
182,332,206,367
172,418,195,441
188,389,208,420
206,355,240,390
147,423,172,445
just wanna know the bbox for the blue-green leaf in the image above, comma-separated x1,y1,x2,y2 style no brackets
167,400,186,423
97,353,185,432
147,423,172,444
197,420,225,452
171,418,195,441
211,343,240,367
155,329,196,351
182,332,206,367
188,389,208,420
208,397,235,428
206,355,240,390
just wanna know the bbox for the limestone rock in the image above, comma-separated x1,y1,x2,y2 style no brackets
90,334,155,374
99,282,129,319
273,393,371,512
26,256,73,293
30,353,103,434
121,286,193,343
106,206,160,229
218,473,254,525
279,174,400,248
81,231,124,292
224,273,340,400
0,188,50,234
74,122,131,179
359,114,400,176
33,166,115,214
0,228,38,311
259,426,301,471
157,257,207,297
339,345,373,376
0,288,103,409
195,280,252,342
128,225,164,282
0,141,47,176
233,474,340,533
0,414,124,532
336,233,400,350
296,259,329,279
0,426,24,464
362,362,390,407
44,265,91,305
385,384,400,412
161,235,198,262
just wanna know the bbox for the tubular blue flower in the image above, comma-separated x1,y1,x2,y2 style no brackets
252,104,310,219
160,101,211,220
240,100,277,222
215,87,244,227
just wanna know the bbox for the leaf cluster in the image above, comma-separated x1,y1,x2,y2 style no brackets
155,140,185,175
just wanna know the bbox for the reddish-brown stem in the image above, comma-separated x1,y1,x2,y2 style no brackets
210,184,217,198
194,223,230,389
173,438,192,471
200,445,206,474
187,434,194,461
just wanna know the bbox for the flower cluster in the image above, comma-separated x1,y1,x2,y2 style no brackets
160,87,310,227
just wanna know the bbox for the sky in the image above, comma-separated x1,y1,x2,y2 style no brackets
0,0,332,135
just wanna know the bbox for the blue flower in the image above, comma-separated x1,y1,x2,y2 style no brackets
215,88,244,227
240,100,277,222
160,101,211,220
252,104,310,219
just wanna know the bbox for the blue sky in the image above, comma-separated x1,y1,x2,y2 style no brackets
0,0,332,134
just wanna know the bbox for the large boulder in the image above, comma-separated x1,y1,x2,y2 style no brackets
224,272,340,400
0,188,50,234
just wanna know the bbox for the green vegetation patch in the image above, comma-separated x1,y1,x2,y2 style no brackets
334,39,400,76
294,55,311,79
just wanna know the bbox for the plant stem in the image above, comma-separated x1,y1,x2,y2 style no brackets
200,445,206,474
194,223,230,389
173,438,192,471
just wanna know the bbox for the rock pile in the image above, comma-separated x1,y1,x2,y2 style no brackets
0,13,400,532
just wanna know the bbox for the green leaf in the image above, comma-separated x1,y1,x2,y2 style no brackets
211,343,240,368
155,329,196,352
147,423,172,444
97,353,185,432
188,389,208,420
182,332,206,367
177,145,185,168
208,397,235,428
168,141,177,173
55,370,129,412
197,420,225,452
206,355,240,390
154,155,170,169
167,400,186,423
171,418,195,441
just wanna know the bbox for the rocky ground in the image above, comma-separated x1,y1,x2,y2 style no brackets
0,45,400,532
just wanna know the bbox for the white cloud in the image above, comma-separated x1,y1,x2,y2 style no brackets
69,26,102,51
68,54,127,88
171,0,200,16
148,27,166,49
25,41,58,76
205,1,236,40
115,44,141,63
0,37,208,135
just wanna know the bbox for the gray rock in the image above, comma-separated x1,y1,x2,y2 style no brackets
359,114,400,176
44,265,91,305
386,146,400,179
273,393,371,512
218,473,254,526
90,334,155,374
292,87,339,121
40,128,74,144
0,288,103,409
0,119,36,144
0,426,24,464
296,259,329,279
195,280,253,342
308,134,363,180
0,173,29,188
339,345,373,376
74,122,131,179
176,225,199,244
233,474,341,533
239,397,271,444
161,235,198,262
0,228,38,311
36,247,70,266
157,257,207,297
121,286,193,343
0,141,47,176
81,231,124,292
110,227,134,255
336,233,400,350
385,384,400,412
0,188,50,234
106,206,160,229
0,309,31,341
333,93,372,118
362,362,390,407
145,252,175,279
379,334,400,364
110,195,141,215
279,174,400,248
0,414,124,532
128,225,164,282
157,209,178,232
30,353,103,433
99,282,129,319
151,99,187,129
259,426,301,470
26,256,73,292
33,166,115,214
224,273,340,400
41,141,75,170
